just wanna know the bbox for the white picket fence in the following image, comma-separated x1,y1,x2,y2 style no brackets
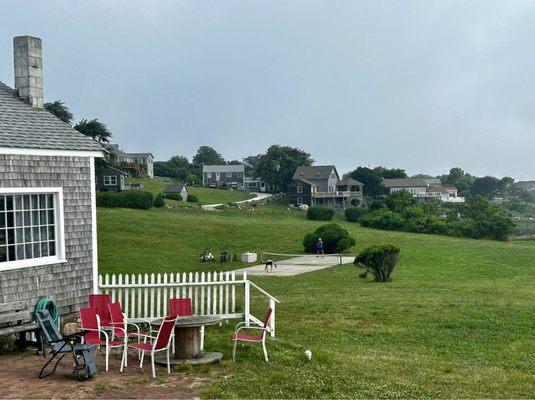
98,270,279,336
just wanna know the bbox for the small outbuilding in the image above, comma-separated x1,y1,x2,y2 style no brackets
96,166,127,192
164,183,188,201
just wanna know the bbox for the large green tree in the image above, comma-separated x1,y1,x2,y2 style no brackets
441,167,475,197
192,146,225,166
44,100,73,124
253,145,313,189
74,119,112,143
345,167,384,197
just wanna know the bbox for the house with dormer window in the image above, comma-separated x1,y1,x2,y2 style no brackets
287,165,364,208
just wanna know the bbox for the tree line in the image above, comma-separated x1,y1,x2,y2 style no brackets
44,99,524,201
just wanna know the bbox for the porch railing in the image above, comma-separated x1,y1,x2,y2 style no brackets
98,271,279,337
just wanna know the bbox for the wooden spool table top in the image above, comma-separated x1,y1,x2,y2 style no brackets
151,315,222,328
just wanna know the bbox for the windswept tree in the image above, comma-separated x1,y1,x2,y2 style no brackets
253,145,313,190
192,146,225,166
441,167,475,197
74,119,112,143
44,100,73,124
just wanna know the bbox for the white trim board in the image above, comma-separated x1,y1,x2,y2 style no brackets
0,147,105,158
90,157,99,294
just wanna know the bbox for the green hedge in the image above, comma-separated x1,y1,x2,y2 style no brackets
187,194,199,203
164,193,183,201
354,244,400,282
307,206,335,221
344,206,366,222
97,191,154,209
303,223,355,254
153,193,165,208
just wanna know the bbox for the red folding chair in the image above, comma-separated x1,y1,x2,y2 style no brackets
120,316,178,378
108,302,152,343
168,298,202,351
169,298,192,317
80,307,124,371
232,308,273,362
89,294,112,329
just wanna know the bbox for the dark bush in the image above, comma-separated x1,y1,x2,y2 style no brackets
153,193,165,208
303,223,355,254
354,244,400,282
97,191,154,209
187,194,199,203
307,206,335,221
359,209,405,231
164,193,183,201
344,206,366,222
384,190,416,213
368,199,386,211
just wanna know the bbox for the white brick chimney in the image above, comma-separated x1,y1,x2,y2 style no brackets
13,35,44,108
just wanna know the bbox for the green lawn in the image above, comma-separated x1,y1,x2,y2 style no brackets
126,177,254,205
97,205,535,398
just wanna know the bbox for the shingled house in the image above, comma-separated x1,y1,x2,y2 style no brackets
0,36,104,326
287,165,364,208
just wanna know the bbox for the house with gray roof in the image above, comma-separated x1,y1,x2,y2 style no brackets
202,164,245,190
105,144,154,178
0,36,105,333
382,178,465,202
288,165,364,208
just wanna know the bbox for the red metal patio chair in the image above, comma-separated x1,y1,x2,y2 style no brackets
108,302,152,344
89,294,112,329
79,307,124,371
168,298,203,351
168,298,192,317
232,308,273,362
120,316,178,378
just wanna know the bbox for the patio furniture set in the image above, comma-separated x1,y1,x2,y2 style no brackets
35,293,274,380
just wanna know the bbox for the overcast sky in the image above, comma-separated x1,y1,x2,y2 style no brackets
1,0,534,179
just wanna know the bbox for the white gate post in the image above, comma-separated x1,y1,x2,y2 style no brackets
243,271,250,326
269,298,276,337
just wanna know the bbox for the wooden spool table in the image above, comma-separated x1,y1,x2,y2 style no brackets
153,315,223,365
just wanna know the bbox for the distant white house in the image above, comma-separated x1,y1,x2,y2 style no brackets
382,178,465,203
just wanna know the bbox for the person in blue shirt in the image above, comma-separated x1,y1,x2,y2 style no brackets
316,238,324,257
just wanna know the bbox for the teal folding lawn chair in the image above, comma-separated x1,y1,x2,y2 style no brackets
35,309,98,381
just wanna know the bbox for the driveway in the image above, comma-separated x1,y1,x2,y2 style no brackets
201,192,272,211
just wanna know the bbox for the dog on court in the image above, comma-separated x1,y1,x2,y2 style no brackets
264,259,277,272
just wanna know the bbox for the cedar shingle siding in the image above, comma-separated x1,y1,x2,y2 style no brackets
0,154,93,315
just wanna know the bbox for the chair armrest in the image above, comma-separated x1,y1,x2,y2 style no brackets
235,326,268,334
129,332,157,340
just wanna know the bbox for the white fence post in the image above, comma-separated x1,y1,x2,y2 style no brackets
269,298,276,337
244,271,250,326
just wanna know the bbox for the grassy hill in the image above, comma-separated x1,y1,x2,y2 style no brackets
126,177,254,205
97,205,535,398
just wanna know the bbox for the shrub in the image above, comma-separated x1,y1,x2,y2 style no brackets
369,199,386,211
153,193,165,208
97,191,154,209
164,193,183,201
187,194,199,203
359,209,405,231
344,206,366,222
303,223,355,254
354,244,400,282
307,206,335,221
384,190,416,213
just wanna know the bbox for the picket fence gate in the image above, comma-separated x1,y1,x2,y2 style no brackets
98,270,279,337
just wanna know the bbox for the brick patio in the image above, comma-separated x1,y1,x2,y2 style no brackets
0,349,207,399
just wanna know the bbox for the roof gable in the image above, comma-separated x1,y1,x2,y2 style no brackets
0,81,104,153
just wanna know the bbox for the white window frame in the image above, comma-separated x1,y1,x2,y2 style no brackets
103,175,117,186
0,187,66,271
297,185,303,194
226,172,232,178
296,197,303,205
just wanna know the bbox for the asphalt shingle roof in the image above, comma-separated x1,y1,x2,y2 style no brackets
0,81,104,152
382,178,428,188
202,164,245,173
292,165,338,181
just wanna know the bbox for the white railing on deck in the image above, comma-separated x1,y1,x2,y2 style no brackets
98,271,279,337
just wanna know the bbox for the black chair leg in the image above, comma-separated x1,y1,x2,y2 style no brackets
39,352,65,379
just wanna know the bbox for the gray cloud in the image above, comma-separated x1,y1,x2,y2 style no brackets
1,0,534,179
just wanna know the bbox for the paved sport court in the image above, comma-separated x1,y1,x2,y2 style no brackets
234,255,355,276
